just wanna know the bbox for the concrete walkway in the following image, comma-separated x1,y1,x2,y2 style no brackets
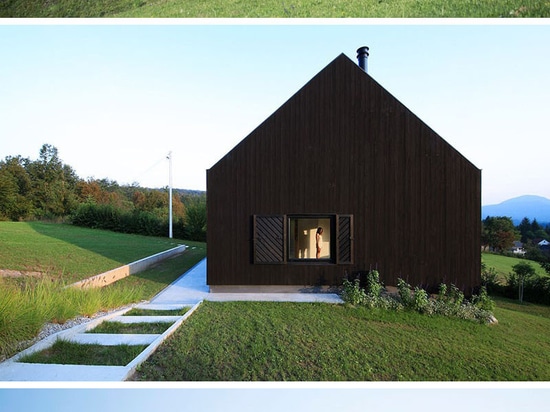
152,259,343,304
0,258,342,382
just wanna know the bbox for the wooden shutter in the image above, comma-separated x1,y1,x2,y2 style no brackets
253,215,285,264
337,214,353,264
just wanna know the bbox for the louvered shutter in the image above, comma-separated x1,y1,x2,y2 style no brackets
253,215,285,264
337,214,353,264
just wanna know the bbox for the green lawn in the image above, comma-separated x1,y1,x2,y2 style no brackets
0,221,183,283
1,0,548,17
482,252,546,283
19,340,148,366
133,297,550,381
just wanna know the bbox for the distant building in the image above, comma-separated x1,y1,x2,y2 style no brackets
207,48,481,294
511,241,525,256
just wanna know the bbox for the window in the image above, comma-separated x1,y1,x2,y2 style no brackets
253,214,353,265
288,216,333,261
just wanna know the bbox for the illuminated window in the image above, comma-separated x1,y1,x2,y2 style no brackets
288,216,332,260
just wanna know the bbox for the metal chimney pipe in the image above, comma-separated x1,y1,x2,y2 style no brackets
357,46,369,72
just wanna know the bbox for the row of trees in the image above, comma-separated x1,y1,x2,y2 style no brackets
0,144,206,241
482,216,550,253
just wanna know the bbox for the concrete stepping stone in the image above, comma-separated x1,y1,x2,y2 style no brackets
112,315,181,324
68,333,160,346
0,362,130,382
135,303,193,311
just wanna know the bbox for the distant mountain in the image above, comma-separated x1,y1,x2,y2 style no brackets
482,195,550,225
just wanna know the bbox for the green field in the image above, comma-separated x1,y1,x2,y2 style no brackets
134,297,550,381
482,252,546,283
1,0,547,17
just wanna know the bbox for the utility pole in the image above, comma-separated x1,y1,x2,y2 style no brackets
167,151,173,239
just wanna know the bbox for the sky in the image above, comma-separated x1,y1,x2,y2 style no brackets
1,386,549,411
1,21,549,206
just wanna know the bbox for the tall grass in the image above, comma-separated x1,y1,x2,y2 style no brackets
0,241,206,361
0,277,141,360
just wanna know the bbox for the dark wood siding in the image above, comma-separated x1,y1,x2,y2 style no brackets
207,54,481,293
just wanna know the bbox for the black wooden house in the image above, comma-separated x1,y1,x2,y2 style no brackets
206,48,481,294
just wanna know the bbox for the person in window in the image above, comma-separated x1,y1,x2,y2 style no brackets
316,227,323,259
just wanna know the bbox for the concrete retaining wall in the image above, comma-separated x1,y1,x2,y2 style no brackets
70,245,186,289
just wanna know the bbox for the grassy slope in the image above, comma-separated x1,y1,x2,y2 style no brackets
0,222,206,360
1,0,548,17
134,297,550,381
482,252,546,282
0,222,183,283
1,246,205,360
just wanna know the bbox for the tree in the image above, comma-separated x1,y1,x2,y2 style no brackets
26,144,80,217
0,156,34,220
511,261,536,303
518,217,535,244
524,218,548,240
482,216,517,253
184,198,207,241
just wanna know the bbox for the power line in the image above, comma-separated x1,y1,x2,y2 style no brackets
130,156,166,186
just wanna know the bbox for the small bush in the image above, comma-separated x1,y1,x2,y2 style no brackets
341,275,496,324
365,270,383,297
471,286,496,312
397,278,413,307
342,277,366,306
481,264,501,294
412,287,429,313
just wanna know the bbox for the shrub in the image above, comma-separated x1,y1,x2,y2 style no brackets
397,278,413,307
341,275,496,324
71,200,204,241
412,287,429,313
503,275,550,306
481,264,500,294
341,277,366,306
396,279,429,313
365,270,383,297
471,286,496,312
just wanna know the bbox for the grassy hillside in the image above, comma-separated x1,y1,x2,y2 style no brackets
1,0,548,17
0,222,183,283
482,252,546,283
134,297,550,381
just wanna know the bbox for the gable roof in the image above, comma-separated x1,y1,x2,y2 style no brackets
209,53,479,174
